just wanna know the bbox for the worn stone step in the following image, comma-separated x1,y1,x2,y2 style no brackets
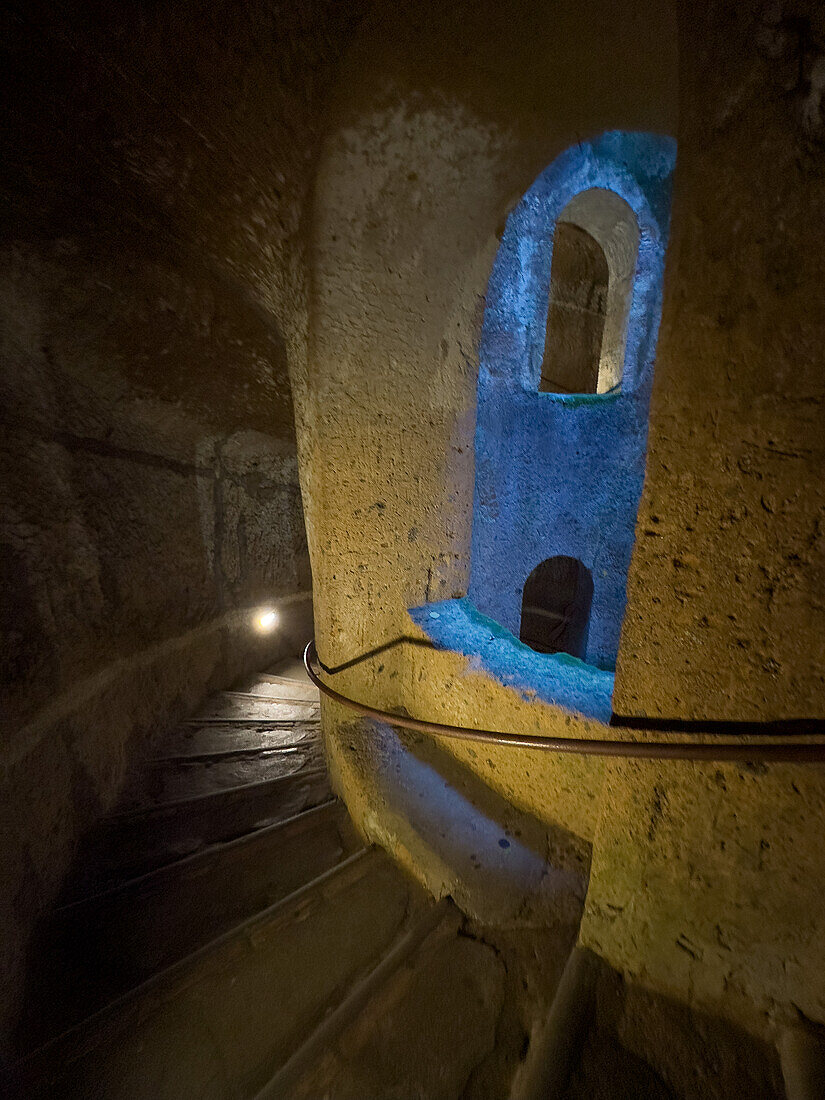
192,692,320,722
18,800,362,1051
118,740,325,809
266,656,313,684
154,721,321,765
228,676,319,706
17,849,426,1100
273,903,505,1100
64,767,333,898
165,718,319,753
154,719,320,763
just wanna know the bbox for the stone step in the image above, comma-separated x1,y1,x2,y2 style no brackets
260,899,506,1100
228,676,319,706
64,766,333,898
191,693,320,722
117,740,325,809
17,849,426,1100
266,656,313,685
151,720,320,762
166,718,319,753
18,800,362,1050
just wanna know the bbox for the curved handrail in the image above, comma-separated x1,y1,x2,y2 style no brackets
303,640,825,763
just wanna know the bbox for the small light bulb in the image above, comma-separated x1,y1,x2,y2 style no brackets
256,609,277,633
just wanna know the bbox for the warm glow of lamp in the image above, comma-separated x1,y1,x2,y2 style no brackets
256,608,278,633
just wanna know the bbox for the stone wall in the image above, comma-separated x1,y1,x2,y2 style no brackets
295,0,825,1044
0,0,366,1048
583,0,825,1031
299,0,677,679
614,0,825,721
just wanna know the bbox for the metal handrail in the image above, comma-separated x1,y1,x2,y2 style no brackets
303,640,825,762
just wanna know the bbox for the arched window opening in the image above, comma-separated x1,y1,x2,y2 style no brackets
539,188,640,395
520,556,594,659
540,223,608,394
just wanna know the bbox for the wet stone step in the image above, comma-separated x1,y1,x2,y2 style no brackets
157,719,321,760
118,745,326,810
193,694,320,723
230,677,319,705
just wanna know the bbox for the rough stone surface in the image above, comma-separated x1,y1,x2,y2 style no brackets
0,0,366,1048
297,0,673,934
4,0,825,1082
580,0,825,1034
613,0,825,722
293,0,825,1056
470,130,675,670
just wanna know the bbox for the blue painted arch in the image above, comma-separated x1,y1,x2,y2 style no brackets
468,131,676,674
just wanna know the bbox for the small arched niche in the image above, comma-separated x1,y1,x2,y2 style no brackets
519,556,594,659
539,188,640,395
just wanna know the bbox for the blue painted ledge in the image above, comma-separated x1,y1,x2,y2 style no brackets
409,597,614,725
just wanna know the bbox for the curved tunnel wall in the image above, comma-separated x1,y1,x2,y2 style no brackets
469,132,676,671
297,0,825,1039
0,0,368,1050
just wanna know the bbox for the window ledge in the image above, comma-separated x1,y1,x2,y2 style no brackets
409,597,614,725
532,389,622,406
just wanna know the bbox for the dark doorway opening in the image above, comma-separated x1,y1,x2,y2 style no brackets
519,556,594,658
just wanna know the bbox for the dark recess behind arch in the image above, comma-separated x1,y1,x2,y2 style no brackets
539,222,608,394
520,556,594,658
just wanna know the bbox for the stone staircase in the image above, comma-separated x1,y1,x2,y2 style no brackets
11,657,536,1099
11,654,786,1099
